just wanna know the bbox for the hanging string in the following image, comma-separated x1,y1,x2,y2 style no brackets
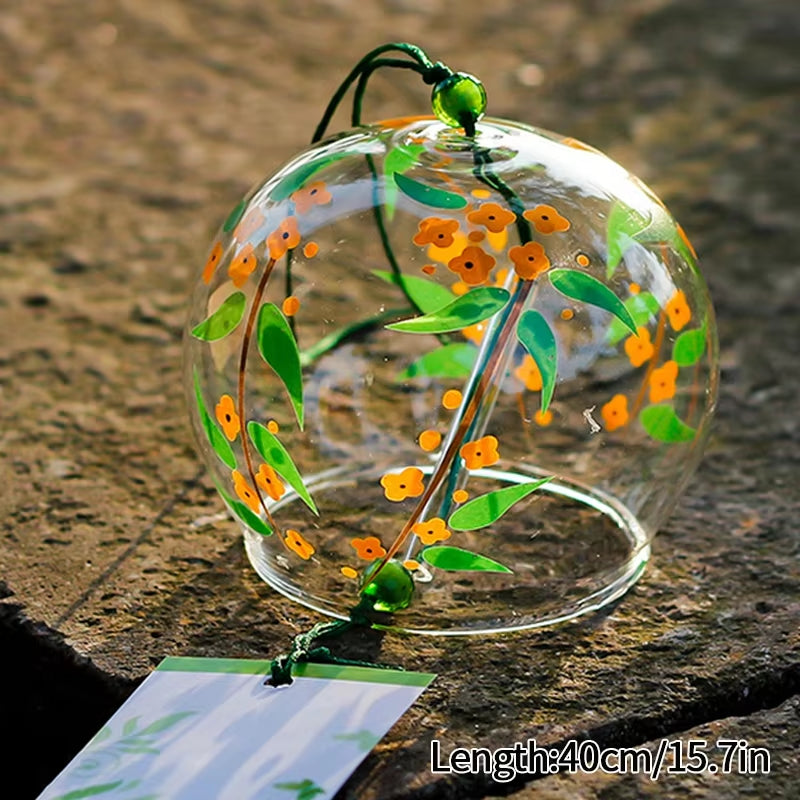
266,599,401,687
268,44,492,686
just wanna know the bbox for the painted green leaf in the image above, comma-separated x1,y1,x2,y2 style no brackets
630,203,694,265
122,717,139,737
373,269,454,314
397,343,477,381
230,498,273,536
421,546,512,574
640,404,696,442
606,199,696,276
213,476,273,536
394,172,468,210
672,327,706,366
670,225,697,268
384,143,424,219
51,782,125,800
607,292,661,345
193,371,236,470
449,478,552,531
212,476,272,535
117,745,160,755
606,200,651,277
191,291,246,341
248,422,318,514
516,310,558,412
256,303,304,429
386,287,509,334
137,712,196,737
272,152,352,202
223,199,247,233
549,268,637,334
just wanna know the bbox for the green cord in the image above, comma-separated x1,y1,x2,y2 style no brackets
350,58,429,128
268,45,490,684
312,43,438,144
267,601,402,687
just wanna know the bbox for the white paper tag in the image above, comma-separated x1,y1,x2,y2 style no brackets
39,657,435,800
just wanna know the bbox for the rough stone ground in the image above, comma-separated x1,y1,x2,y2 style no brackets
1,0,798,797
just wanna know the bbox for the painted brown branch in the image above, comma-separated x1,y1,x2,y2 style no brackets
237,255,281,539
631,308,667,418
371,280,534,576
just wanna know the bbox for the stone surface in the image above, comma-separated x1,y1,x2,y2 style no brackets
1,0,798,798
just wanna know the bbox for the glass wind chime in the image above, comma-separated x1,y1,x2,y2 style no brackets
185,44,718,664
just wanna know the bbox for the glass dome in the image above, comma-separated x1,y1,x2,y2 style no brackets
184,116,718,634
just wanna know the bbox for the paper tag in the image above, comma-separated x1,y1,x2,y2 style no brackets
39,657,435,800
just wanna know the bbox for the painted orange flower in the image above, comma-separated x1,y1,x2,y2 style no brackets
534,409,553,426
649,360,679,403
286,528,314,560
233,208,264,241
601,394,629,432
411,517,451,545
232,470,261,513
426,229,468,266
202,241,223,284
666,290,691,331
256,463,285,501
267,217,301,260
461,321,487,345
624,327,655,367
467,202,516,233
413,217,460,248
350,536,386,561
509,241,550,280
514,355,543,392
446,245,495,285
380,467,425,502
460,435,500,469
215,394,240,441
523,205,571,234
228,244,258,288
291,181,332,215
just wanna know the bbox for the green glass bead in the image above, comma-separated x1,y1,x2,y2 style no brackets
360,560,414,613
431,72,487,130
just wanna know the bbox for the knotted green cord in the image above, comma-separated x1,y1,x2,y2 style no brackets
268,44,489,686
266,600,400,687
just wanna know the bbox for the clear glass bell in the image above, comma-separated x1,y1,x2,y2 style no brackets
184,115,718,634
